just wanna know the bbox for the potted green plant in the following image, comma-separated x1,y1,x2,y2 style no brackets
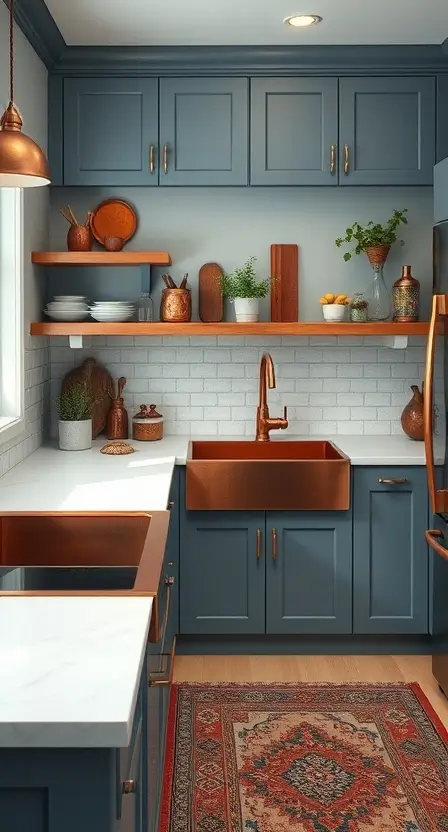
335,208,408,321
56,382,93,451
221,256,270,322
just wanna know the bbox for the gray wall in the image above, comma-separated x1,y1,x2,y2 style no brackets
0,2,50,476
49,186,433,319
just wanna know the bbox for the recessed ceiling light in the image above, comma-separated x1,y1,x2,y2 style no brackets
284,14,322,27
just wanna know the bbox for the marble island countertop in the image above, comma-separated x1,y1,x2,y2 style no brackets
0,596,152,747
0,434,430,512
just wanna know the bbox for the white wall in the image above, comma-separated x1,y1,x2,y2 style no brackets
0,2,50,476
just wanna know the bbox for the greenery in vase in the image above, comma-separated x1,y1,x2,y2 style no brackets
220,257,270,299
57,383,92,421
335,208,408,261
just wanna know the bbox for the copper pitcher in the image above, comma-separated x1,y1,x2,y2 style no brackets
160,288,192,323
401,384,424,441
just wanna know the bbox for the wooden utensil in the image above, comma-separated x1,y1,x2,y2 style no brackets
180,273,188,289
162,273,176,289
90,199,137,247
270,244,299,322
198,262,224,323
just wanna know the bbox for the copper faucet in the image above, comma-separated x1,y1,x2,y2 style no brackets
256,352,288,442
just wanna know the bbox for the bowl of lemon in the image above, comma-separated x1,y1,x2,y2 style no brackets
320,293,350,322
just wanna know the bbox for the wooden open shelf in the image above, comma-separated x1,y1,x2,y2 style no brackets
30,321,430,337
31,251,172,266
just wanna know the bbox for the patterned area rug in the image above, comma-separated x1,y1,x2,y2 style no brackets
161,683,448,832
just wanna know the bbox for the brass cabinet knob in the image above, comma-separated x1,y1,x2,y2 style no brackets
330,143,336,174
163,143,168,174
149,144,155,174
344,143,349,174
122,780,137,794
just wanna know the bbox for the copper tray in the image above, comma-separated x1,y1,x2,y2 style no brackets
90,198,138,246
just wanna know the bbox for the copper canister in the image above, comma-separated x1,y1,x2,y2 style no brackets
393,265,420,322
132,404,164,441
160,288,192,322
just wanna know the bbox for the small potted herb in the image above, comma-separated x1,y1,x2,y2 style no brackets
221,256,270,322
57,382,93,451
335,208,408,265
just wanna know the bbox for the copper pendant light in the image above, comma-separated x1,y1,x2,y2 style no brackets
0,0,50,187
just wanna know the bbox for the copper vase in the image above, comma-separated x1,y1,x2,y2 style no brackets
160,288,192,322
393,265,420,322
67,224,93,252
401,384,424,441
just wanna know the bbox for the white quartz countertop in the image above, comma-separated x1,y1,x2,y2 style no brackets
0,596,152,747
0,434,429,513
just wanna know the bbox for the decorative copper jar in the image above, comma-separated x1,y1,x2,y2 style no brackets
67,223,93,252
393,265,420,322
133,404,163,441
401,384,424,441
104,235,124,252
106,377,128,440
160,288,192,322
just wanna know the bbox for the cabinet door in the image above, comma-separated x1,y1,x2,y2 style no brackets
437,75,448,163
353,467,428,634
63,78,158,186
339,77,435,185
180,510,265,633
159,78,248,185
266,512,353,634
250,78,338,186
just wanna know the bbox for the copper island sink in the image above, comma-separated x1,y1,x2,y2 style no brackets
0,511,170,639
186,440,350,511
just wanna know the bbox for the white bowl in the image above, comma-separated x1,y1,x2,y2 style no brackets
322,304,347,322
47,302,88,309
90,312,134,322
91,301,134,306
53,295,87,302
45,310,89,321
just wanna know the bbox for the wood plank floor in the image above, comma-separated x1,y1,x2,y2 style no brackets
174,655,448,728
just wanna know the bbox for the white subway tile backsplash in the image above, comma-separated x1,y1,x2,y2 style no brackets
48,337,425,439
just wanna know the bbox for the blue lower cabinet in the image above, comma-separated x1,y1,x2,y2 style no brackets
266,512,353,634
353,468,428,634
180,510,265,634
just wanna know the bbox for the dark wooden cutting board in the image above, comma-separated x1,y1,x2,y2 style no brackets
198,262,224,322
270,244,299,322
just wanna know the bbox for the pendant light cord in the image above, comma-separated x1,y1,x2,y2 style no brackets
9,0,14,104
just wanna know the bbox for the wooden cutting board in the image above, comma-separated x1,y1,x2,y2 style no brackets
198,263,224,322
270,244,299,322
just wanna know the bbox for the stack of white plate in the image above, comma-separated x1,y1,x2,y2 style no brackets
45,296,89,321
89,301,135,322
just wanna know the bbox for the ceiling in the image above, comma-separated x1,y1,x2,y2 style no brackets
43,0,448,47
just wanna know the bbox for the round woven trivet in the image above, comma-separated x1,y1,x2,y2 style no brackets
100,441,135,455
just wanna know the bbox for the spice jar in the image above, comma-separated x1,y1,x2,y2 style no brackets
350,293,368,323
393,265,420,322
132,404,164,442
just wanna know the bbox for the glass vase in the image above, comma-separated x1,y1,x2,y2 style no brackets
368,264,391,321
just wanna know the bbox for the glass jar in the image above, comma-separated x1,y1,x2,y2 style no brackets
350,293,368,323
368,263,391,321
138,292,153,322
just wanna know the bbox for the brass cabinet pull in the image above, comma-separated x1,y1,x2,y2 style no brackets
122,779,137,795
163,143,168,174
149,144,155,174
425,529,448,562
272,528,278,561
158,576,174,657
256,528,261,560
330,144,336,174
148,636,176,687
344,144,349,174
424,295,448,514
378,478,408,485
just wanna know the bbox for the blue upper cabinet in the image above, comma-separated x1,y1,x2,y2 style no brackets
265,511,353,634
250,78,338,186
339,77,435,185
179,508,265,634
63,78,159,186
353,468,428,635
159,78,248,185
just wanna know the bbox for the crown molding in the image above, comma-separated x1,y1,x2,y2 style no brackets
2,0,65,69
52,44,448,76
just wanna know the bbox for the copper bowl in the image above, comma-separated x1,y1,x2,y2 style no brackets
104,235,124,252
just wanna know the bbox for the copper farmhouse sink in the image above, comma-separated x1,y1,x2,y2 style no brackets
186,441,350,511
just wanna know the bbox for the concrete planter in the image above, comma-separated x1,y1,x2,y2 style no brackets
234,297,260,322
58,419,92,451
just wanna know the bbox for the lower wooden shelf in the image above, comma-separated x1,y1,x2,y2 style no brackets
30,321,429,337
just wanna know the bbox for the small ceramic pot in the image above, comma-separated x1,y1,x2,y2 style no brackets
67,225,93,252
234,297,259,323
58,419,92,451
104,236,124,252
322,304,347,322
